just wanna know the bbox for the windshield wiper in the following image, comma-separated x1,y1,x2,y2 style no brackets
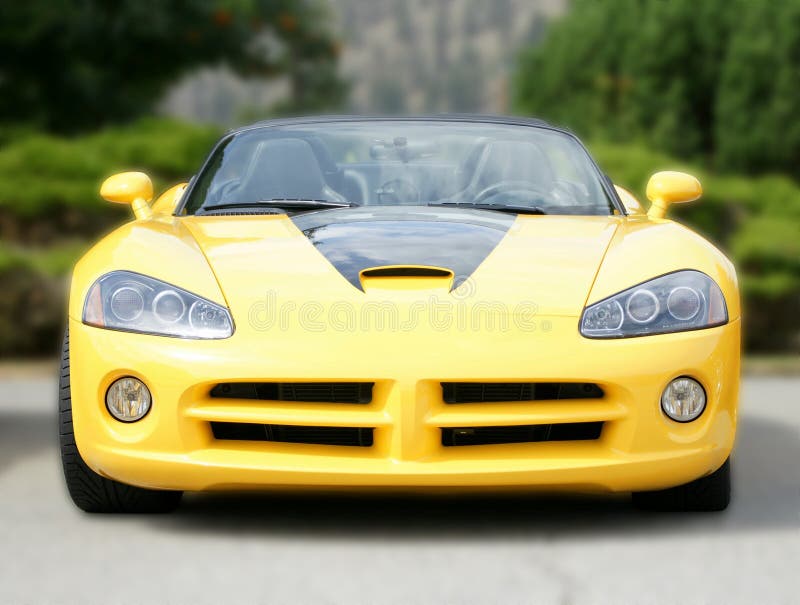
201,199,356,213
429,202,547,215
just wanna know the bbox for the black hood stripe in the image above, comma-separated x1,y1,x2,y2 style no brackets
291,207,515,290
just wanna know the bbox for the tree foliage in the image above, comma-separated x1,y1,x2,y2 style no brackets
716,1,800,174
0,0,343,133
514,0,800,177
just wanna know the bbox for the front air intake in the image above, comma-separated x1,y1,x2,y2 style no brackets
211,382,374,404
211,422,374,447
442,422,603,446
442,382,604,403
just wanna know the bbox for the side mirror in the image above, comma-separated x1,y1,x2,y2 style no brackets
100,172,154,219
646,171,702,219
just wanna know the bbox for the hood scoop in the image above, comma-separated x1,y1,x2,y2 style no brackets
359,265,454,292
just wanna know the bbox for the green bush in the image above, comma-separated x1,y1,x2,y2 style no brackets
0,118,220,242
0,118,220,214
514,0,800,180
0,242,83,357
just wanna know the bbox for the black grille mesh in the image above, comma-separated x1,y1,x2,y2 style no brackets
211,382,374,404
442,422,603,446
211,422,374,447
441,382,603,403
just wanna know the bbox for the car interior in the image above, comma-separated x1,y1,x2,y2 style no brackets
201,129,603,211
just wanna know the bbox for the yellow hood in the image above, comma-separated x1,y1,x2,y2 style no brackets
180,210,620,321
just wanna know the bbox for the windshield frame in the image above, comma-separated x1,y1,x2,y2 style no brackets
176,116,625,217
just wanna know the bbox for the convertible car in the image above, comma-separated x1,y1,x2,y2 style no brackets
61,116,739,513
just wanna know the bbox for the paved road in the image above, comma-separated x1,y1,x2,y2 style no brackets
0,375,797,604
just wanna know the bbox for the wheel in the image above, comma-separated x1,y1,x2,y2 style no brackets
59,328,182,513
632,458,731,512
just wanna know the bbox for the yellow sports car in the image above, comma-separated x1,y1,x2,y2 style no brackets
61,116,739,513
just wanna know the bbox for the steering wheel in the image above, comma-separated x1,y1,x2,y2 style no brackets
472,180,550,206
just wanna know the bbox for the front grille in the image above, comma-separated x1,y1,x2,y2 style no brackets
441,382,603,403
211,382,374,404
441,422,603,446
210,422,374,447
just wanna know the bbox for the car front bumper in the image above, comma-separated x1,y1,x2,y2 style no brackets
68,316,740,493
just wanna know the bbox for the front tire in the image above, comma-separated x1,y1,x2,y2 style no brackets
632,458,731,512
59,328,182,513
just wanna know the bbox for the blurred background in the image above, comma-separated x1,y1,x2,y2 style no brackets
1,0,798,360
0,3,798,604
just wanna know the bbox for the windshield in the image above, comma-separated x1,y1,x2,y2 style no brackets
183,120,616,216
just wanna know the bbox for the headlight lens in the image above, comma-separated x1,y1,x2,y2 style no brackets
581,270,727,338
83,271,233,339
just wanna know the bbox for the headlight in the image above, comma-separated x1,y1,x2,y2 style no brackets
83,271,233,339
580,270,727,338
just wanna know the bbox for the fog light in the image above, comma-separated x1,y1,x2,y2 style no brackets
106,377,151,422
661,377,706,422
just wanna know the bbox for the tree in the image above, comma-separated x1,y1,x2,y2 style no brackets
623,0,734,157
716,1,800,175
514,0,644,141
512,0,800,176
0,0,344,133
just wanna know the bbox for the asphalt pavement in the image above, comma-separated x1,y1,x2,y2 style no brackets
0,373,797,604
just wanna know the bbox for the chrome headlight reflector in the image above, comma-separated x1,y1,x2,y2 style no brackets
580,270,727,338
84,271,233,339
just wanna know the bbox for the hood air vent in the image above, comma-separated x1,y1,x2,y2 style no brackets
359,265,455,291
361,266,453,279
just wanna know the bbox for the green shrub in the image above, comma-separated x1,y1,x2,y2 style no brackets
0,243,80,357
0,118,220,242
0,241,86,277
514,0,800,180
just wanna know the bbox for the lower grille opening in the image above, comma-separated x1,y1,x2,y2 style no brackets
210,422,374,447
442,382,604,403
441,422,603,446
211,382,374,404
